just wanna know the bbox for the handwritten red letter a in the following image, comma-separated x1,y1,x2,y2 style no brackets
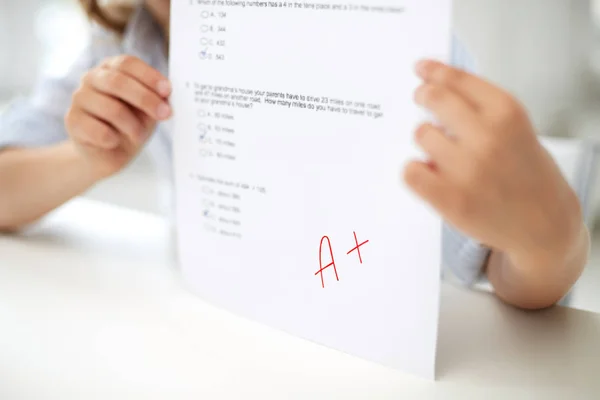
315,236,339,288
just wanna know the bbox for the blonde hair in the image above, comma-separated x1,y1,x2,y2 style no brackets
78,0,135,34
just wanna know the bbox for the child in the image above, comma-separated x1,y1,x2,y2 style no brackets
0,0,589,310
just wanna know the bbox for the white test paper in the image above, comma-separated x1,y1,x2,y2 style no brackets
170,0,451,379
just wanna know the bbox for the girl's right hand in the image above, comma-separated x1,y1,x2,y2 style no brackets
65,55,172,180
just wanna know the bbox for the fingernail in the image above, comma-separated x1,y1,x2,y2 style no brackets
414,85,427,105
157,103,172,119
415,123,427,140
157,80,172,97
415,60,429,78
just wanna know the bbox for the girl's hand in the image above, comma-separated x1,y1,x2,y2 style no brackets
65,55,172,180
405,60,582,264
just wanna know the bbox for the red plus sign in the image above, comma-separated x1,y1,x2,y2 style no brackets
347,231,369,264
315,236,339,288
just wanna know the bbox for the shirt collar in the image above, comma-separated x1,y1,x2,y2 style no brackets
121,4,169,76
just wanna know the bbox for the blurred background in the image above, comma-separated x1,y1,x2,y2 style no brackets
1,0,599,312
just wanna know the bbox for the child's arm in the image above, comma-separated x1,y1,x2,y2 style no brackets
0,143,100,231
0,55,172,231
486,225,589,310
406,60,588,310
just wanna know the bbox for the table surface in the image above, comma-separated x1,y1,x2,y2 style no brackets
1,199,599,399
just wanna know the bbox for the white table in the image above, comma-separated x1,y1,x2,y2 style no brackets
1,199,599,399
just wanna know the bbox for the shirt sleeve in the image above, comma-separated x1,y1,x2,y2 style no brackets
0,32,110,150
441,37,491,286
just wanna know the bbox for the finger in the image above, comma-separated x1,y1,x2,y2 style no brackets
414,123,462,169
132,107,157,134
403,161,453,212
414,84,485,141
88,69,171,121
103,55,171,98
68,109,120,150
415,60,512,111
76,89,145,145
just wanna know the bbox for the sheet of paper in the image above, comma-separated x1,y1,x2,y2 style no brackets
170,0,451,380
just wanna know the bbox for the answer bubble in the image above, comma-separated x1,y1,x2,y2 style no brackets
202,199,215,208
204,223,217,233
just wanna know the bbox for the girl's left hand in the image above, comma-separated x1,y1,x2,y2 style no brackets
404,60,582,264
